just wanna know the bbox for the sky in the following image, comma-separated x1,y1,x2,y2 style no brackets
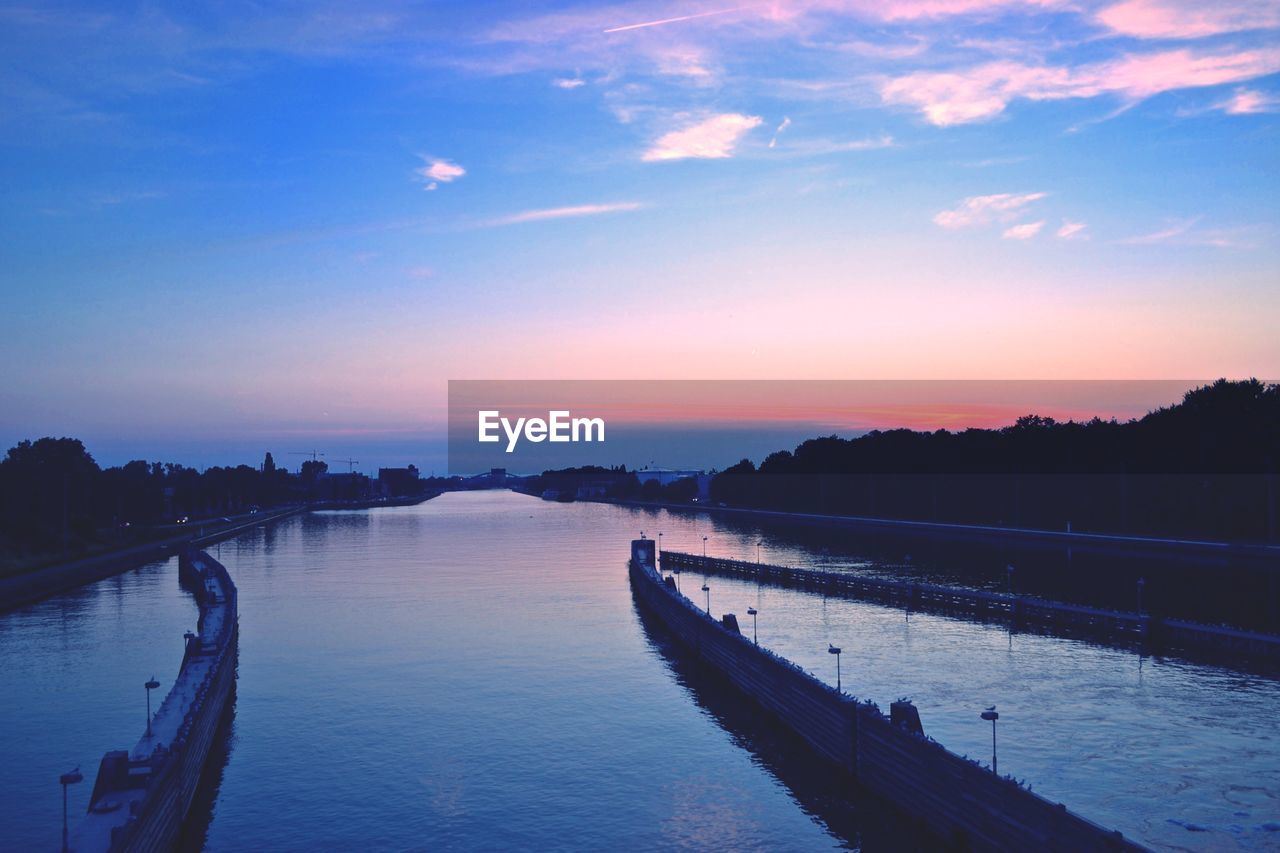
1,0,1277,472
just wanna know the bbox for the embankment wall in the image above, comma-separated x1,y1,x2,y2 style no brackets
631,541,1142,851
0,507,299,614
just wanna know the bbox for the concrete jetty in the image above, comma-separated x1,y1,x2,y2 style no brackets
68,550,238,852
661,550,1280,662
631,539,1144,851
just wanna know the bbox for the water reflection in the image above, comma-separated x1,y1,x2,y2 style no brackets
632,600,937,851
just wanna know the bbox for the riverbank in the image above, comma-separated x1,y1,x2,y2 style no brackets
0,507,302,614
596,498,1280,561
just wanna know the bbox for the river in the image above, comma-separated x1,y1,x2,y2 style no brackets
2,490,1278,850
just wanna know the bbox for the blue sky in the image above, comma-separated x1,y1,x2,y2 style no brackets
1,1,1277,472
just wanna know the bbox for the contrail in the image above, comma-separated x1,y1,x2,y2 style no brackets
603,7,743,33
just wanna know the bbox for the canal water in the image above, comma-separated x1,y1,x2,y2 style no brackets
2,490,1278,851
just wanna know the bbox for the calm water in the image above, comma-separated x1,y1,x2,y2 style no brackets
2,491,1279,851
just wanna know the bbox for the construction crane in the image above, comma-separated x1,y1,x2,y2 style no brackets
288,451,325,462
331,457,360,473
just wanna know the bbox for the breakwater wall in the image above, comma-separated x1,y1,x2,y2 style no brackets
69,550,238,852
662,551,1280,663
630,540,1143,851
604,498,1280,561
0,506,300,615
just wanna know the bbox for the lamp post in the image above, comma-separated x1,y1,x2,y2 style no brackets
1006,564,1015,595
981,706,999,775
702,583,711,614
60,767,82,852
1137,577,1145,615
747,607,758,644
658,532,663,556
828,644,842,692
702,536,708,562
145,676,160,737
756,541,762,564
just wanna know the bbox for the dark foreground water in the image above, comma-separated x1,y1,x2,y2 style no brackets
2,491,1279,851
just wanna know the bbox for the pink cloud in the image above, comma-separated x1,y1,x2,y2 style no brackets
1219,87,1279,113
642,113,763,161
1096,0,1280,39
1057,221,1088,239
1003,220,1045,239
882,47,1280,125
416,157,465,191
934,191,1047,227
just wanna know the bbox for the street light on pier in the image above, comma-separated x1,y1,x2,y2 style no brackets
756,541,762,565
60,767,82,852
747,607,758,644
702,583,711,614
981,706,1000,775
145,676,160,736
828,644,842,692
702,535,708,562
658,532,662,556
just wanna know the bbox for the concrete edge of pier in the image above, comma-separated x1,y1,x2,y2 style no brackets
629,539,1148,852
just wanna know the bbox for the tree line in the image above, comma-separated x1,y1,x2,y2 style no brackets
710,379,1279,541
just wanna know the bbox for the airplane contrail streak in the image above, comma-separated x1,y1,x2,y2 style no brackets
603,7,743,33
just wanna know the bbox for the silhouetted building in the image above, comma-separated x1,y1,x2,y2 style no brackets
378,466,420,497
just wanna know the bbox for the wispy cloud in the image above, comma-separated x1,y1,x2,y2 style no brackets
552,76,586,89
768,116,792,148
1217,87,1279,114
881,47,1280,126
1057,221,1088,239
643,113,763,161
1095,0,1280,39
934,191,1047,228
1116,217,1256,248
773,134,897,157
1003,220,1045,239
416,156,466,191
485,201,644,226
1118,217,1198,244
